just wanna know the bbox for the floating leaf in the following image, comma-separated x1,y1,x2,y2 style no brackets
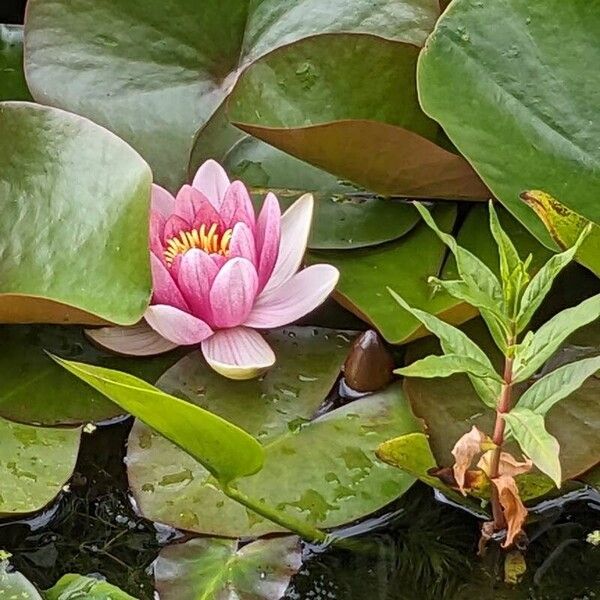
417,0,600,243
503,408,562,487
0,418,80,516
0,563,42,599
25,0,441,192
45,574,136,599
154,536,302,600
128,380,421,537
0,325,185,425
0,25,32,101
53,357,264,485
0,102,151,325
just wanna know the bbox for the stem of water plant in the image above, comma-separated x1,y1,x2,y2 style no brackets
488,337,515,530
223,485,328,543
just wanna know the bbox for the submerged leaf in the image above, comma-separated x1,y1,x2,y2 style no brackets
45,575,136,599
154,536,302,600
492,475,528,548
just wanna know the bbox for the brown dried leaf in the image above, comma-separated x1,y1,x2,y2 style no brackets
478,451,533,478
451,426,487,495
492,475,528,548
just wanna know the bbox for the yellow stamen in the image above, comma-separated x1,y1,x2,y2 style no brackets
164,223,234,265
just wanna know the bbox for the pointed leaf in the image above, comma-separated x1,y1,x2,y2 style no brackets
503,408,561,487
513,294,600,382
395,353,502,381
517,355,600,416
389,290,500,407
51,357,264,485
489,201,522,288
516,225,591,332
154,536,302,600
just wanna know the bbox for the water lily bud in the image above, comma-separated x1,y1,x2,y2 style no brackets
343,330,394,393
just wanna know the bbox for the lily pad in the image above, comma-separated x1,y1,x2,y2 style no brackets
0,102,152,325
0,325,185,426
229,32,487,199
0,417,80,517
25,0,440,192
403,319,600,483
0,562,42,599
128,337,421,536
154,536,302,600
0,25,31,101
417,0,600,244
45,574,137,599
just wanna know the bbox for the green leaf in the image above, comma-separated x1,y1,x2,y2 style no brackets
503,408,561,488
308,205,477,344
0,562,42,599
0,102,151,325
154,536,301,600
0,25,32,101
516,227,591,332
389,289,500,407
128,381,421,536
521,190,600,277
0,325,185,425
395,353,502,381
404,319,599,488
517,355,600,416
45,574,136,599
0,417,80,517
52,356,264,485
417,0,600,245
25,0,442,192
229,32,487,199
513,293,600,382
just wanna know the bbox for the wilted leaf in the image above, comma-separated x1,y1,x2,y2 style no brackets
503,408,561,487
154,536,302,600
492,475,528,548
478,451,532,478
451,426,488,495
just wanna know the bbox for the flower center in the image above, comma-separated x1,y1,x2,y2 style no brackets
164,223,233,265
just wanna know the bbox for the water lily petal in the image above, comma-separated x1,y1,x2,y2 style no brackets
261,193,313,294
151,253,189,312
245,264,339,328
150,211,166,259
85,321,178,356
210,253,227,269
192,159,230,209
209,257,258,328
229,222,257,265
145,304,213,345
163,214,191,244
255,192,281,291
174,185,223,229
177,248,219,324
151,184,175,217
219,180,256,231
201,326,275,380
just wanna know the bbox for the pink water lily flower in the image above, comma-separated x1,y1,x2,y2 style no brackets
88,160,339,379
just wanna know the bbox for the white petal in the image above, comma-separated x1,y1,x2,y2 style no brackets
191,159,230,209
261,193,313,294
245,264,339,328
144,305,213,346
85,322,178,356
201,327,275,380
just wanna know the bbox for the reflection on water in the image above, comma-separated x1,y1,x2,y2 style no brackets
0,419,598,599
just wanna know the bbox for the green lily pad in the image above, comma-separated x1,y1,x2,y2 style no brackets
0,418,80,517
127,328,420,536
0,562,42,599
25,0,440,192
308,204,476,344
417,0,600,244
0,102,152,325
154,536,301,600
229,32,488,199
0,325,186,426
0,25,32,101
403,319,600,484
45,574,137,599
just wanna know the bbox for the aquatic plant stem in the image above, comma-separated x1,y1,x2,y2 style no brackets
223,484,328,543
488,345,515,530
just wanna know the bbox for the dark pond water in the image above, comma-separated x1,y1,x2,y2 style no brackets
1,416,599,600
